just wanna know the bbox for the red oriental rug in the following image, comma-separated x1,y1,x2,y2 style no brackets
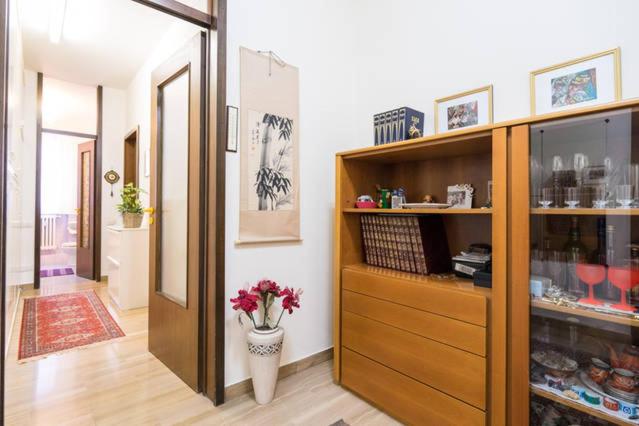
18,291,125,361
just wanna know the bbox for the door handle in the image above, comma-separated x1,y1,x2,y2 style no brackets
75,208,81,214
145,207,155,225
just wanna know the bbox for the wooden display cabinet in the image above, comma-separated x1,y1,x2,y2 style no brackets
509,102,639,426
334,127,507,425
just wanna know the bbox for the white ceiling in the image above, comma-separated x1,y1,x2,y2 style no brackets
18,0,198,89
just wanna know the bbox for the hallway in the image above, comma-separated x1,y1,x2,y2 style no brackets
4,276,395,425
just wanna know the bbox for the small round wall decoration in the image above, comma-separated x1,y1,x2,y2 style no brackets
104,170,120,196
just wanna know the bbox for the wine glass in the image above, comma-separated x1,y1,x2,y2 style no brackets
592,185,607,209
547,251,567,292
617,184,634,208
576,264,606,306
608,266,639,312
539,187,553,208
574,153,589,186
564,187,579,208
552,155,564,172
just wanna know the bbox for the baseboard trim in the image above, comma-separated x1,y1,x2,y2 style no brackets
224,347,334,401
5,286,22,359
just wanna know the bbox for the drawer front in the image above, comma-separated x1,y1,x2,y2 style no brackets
343,311,486,409
343,290,486,356
342,348,485,426
342,267,487,326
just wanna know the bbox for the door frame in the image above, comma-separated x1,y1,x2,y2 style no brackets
0,0,9,419
123,126,140,187
33,74,102,288
0,0,227,413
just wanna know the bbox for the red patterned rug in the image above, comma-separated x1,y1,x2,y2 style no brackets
18,291,125,361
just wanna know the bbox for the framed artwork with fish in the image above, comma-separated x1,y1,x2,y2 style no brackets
530,48,621,115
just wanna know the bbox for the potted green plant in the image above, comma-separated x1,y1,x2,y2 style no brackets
117,183,145,228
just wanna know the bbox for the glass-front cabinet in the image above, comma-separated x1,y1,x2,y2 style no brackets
516,107,639,425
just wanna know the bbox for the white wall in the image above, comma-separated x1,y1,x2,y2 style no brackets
101,87,127,272
223,0,639,387
349,0,639,143
224,0,357,386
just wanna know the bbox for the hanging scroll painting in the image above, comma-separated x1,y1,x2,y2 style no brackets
239,47,300,243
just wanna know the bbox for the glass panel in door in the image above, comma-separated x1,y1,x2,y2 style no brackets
158,70,189,306
529,108,639,424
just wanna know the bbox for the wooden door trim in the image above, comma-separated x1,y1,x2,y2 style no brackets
33,72,43,288
490,127,508,425
0,0,8,416
94,86,102,281
205,0,226,405
508,124,530,425
130,0,215,29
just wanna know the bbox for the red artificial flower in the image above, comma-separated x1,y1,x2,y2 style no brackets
280,287,302,314
251,279,281,295
230,289,260,313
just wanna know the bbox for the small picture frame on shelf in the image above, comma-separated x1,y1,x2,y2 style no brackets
226,105,239,152
530,48,621,116
435,85,493,134
447,184,474,209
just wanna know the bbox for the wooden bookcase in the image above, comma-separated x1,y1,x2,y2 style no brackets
334,127,507,425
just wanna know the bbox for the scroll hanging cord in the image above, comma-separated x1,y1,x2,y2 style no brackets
256,50,286,77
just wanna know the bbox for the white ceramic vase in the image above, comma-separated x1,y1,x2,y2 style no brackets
246,326,284,404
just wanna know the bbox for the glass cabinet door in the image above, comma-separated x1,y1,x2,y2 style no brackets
528,108,639,425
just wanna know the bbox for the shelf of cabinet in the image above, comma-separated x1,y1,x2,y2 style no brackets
531,208,639,216
343,208,492,215
531,299,639,329
531,385,634,426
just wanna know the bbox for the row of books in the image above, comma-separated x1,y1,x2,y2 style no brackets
373,107,424,145
360,214,451,275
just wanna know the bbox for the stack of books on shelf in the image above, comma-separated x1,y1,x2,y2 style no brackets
360,214,451,275
373,107,424,145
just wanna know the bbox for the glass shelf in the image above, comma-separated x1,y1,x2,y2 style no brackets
342,208,492,215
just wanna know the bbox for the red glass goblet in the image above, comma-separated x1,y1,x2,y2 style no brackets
576,264,606,306
608,266,639,312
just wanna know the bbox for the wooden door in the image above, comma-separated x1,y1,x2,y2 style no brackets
148,32,205,391
76,140,95,279
123,127,138,186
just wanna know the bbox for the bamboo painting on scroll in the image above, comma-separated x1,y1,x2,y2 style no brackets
247,110,294,211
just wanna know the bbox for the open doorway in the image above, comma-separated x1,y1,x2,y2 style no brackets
38,133,96,282
35,76,101,285
1,0,226,421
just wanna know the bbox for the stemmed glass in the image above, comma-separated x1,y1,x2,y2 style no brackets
539,187,553,208
592,185,607,209
576,264,606,306
617,184,634,209
564,187,579,208
608,266,639,312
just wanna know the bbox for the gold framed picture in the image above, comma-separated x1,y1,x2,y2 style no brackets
530,48,621,116
434,85,493,134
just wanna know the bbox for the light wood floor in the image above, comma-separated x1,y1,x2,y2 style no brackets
5,276,398,425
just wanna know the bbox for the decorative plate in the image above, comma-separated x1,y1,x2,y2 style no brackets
104,170,120,184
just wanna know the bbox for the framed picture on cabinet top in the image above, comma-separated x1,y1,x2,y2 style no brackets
434,85,493,134
530,48,621,116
